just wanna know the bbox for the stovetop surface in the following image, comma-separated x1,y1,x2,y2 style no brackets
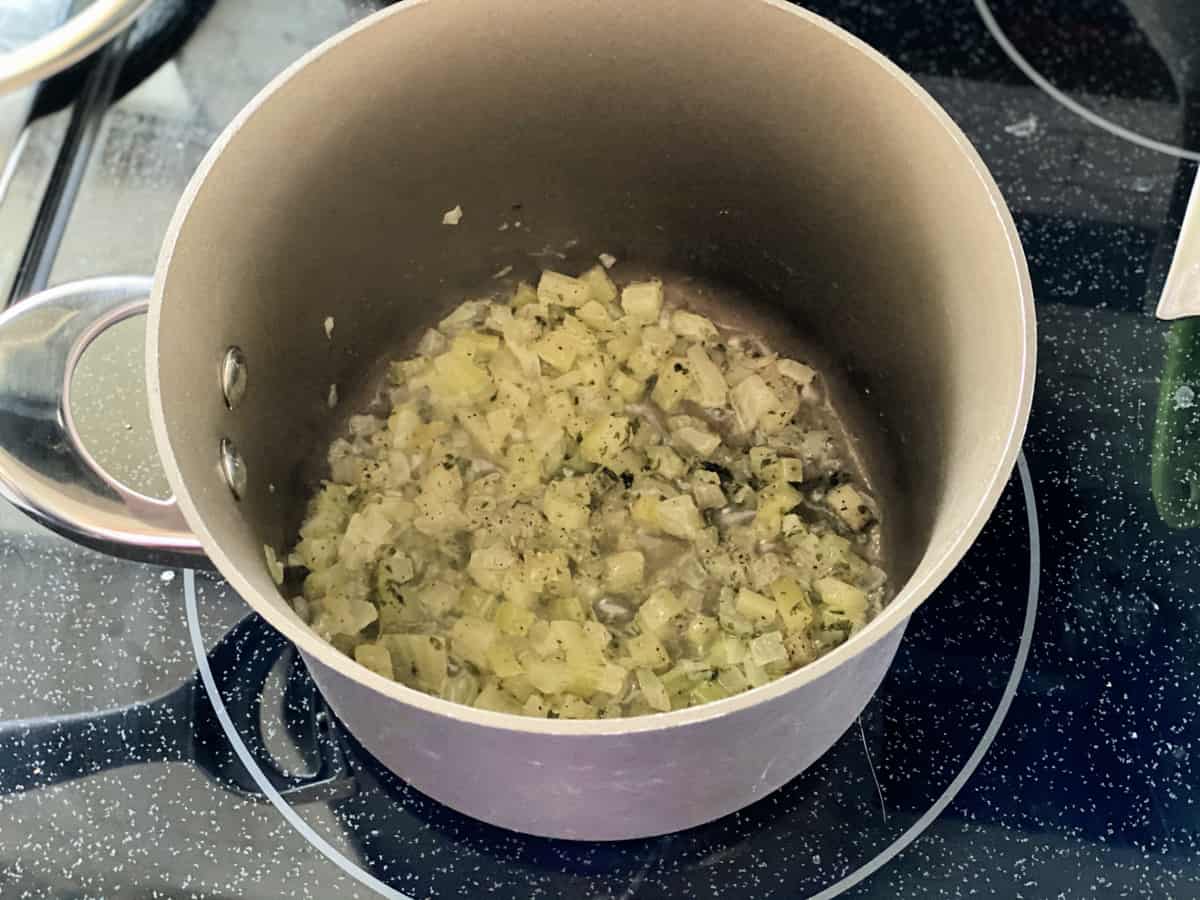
0,1,1197,897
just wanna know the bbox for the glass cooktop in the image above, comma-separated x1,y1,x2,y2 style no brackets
0,1,1196,897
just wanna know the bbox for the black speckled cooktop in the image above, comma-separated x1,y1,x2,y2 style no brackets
0,1,1197,897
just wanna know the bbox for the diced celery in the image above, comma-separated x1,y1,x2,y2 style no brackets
535,328,581,372
700,633,739,672
549,595,587,623
441,670,480,705
778,457,805,483
583,620,612,651
749,631,788,666
523,658,574,695
627,632,671,671
543,476,591,530
578,300,612,330
641,324,675,355
718,593,756,637
486,640,525,678
496,600,536,636
735,588,778,631
627,346,660,378
686,615,720,652
474,682,524,714
673,425,721,457
501,569,538,607
776,358,816,385
417,328,448,356
631,494,661,530
579,265,618,305
579,414,631,468
537,270,590,307
742,658,769,688
461,586,499,620
522,693,550,717
814,577,869,628
450,331,500,360
826,483,873,531
671,310,719,342
413,581,458,617
754,482,803,538
556,694,598,719
527,549,573,596
685,345,727,407
692,679,730,705
501,673,537,703
690,471,726,510
770,576,815,634
605,550,645,592
381,634,448,693
354,643,394,680
637,588,687,635
317,593,377,637
645,446,686,480
635,668,671,712
594,663,627,697
749,446,779,479
717,664,750,693
610,369,645,402
450,616,498,670
730,374,776,432
656,495,704,541
468,544,518,591
432,350,494,407
621,280,664,322
784,633,816,667
651,358,692,412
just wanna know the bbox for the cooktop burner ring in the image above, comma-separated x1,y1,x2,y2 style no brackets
185,452,1041,899
974,0,1200,162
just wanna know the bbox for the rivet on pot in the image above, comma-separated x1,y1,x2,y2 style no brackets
220,438,247,500
220,346,247,410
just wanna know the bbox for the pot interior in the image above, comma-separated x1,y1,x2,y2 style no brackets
153,0,1031,653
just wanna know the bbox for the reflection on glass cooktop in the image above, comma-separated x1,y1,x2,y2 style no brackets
0,1,1198,898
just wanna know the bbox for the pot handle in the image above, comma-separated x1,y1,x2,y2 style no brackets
0,0,151,95
0,276,205,566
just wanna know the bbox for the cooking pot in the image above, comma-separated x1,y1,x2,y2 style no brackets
0,0,1034,840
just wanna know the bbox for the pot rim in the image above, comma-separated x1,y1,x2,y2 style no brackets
148,0,1036,738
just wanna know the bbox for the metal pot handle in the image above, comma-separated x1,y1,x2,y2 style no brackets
0,276,205,565
0,0,151,95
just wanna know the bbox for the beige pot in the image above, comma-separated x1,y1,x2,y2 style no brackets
0,0,1034,840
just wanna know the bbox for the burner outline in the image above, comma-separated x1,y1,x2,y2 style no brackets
187,452,1041,899
974,0,1200,162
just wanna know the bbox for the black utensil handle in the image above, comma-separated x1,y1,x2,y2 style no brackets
0,613,355,803
0,691,192,795
195,613,356,805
